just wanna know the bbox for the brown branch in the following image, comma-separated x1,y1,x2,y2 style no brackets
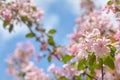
27,26,61,61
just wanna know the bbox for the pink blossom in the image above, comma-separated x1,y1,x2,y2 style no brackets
36,53,43,62
48,64,55,72
13,42,35,60
63,64,79,79
103,5,116,14
67,43,78,55
25,67,49,80
115,54,120,74
55,46,66,55
1,9,12,21
21,61,34,72
80,0,95,13
95,69,115,80
92,38,110,57
40,42,48,50
7,66,18,77
68,30,83,40
0,0,44,25
114,31,120,40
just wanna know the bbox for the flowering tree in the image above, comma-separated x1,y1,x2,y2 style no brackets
3,0,120,80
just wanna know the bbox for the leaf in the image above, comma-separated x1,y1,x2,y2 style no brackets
103,56,115,69
48,29,56,34
18,72,25,78
78,59,87,70
59,76,68,80
71,62,76,67
21,16,28,23
74,75,82,80
9,24,14,33
107,1,113,5
109,29,115,34
88,53,96,66
109,45,116,53
96,58,103,69
117,0,120,4
61,55,73,63
86,75,92,80
89,65,96,74
48,55,52,62
27,21,32,27
107,45,116,57
26,32,35,38
88,53,96,73
32,6,37,11
47,36,55,46
3,20,9,28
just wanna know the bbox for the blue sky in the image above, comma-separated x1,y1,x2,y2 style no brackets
0,0,107,80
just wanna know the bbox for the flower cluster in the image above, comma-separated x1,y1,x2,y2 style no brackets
49,11,120,78
0,0,43,23
80,0,95,14
0,0,43,33
6,42,49,80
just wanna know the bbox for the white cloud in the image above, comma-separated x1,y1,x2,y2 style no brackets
31,0,56,12
43,14,60,31
0,22,29,41
65,0,80,15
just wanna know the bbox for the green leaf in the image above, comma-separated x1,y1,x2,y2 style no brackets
78,59,87,70
89,65,96,75
109,29,115,34
61,55,73,63
96,58,103,69
27,21,32,27
21,16,28,23
94,35,98,39
107,45,116,57
74,75,82,80
26,32,35,38
18,72,25,78
48,29,56,34
107,1,113,6
109,45,116,53
48,36,55,46
9,24,14,33
88,53,96,74
117,0,120,4
86,74,92,80
88,53,96,66
3,20,9,28
71,62,76,67
59,76,68,80
103,56,115,69
32,6,37,11
48,55,52,62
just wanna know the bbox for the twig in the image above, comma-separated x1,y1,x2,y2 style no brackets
101,64,104,80
85,72,97,80
27,26,61,61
